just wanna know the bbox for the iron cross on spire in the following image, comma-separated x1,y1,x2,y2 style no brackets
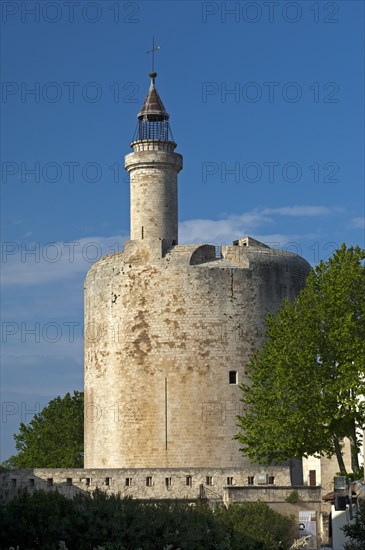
146,36,160,77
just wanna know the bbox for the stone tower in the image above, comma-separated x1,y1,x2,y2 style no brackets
84,72,310,469
125,71,182,248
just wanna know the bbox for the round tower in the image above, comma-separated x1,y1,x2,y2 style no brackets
84,73,310,470
125,72,182,248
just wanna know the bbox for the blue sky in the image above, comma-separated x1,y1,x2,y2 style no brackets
1,0,364,460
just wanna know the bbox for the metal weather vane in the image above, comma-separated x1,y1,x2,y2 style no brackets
146,36,160,74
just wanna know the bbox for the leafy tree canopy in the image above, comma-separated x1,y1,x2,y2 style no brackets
343,500,365,550
3,391,84,468
236,244,365,475
0,489,297,550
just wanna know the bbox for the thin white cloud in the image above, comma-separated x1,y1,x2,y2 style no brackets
349,217,365,229
260,206,338,217
179,205,339,245
179,214,268,244
1,206,340,286
1,234,128,287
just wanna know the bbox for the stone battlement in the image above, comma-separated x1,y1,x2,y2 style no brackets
1,467,303,502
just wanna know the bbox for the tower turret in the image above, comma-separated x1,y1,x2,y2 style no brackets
125,72,183,248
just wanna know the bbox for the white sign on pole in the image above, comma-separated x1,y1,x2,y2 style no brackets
299,511,317,549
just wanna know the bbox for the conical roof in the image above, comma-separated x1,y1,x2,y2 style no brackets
137,72,169,120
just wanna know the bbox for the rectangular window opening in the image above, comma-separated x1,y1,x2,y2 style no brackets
146,476,153,487
206,476,213,486
47,478,53,487
309,470,317,487
165,477,172,488
229,371,238,384
85,478,91,486
29,478,35,487
105,477,111,486
247,476,254,485
125,477,132,487
268,476,275,485
186,475,192,486
226,477,233,486
66,478,72,486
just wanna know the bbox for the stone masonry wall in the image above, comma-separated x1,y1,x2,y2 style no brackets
125,142,183,246
84,240,310,469
1,467,305,502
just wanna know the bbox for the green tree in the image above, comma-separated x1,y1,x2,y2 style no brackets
236,244,365,475
0,489,297,550
4,391,84,468
343,500,365,549
216,501,297,549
